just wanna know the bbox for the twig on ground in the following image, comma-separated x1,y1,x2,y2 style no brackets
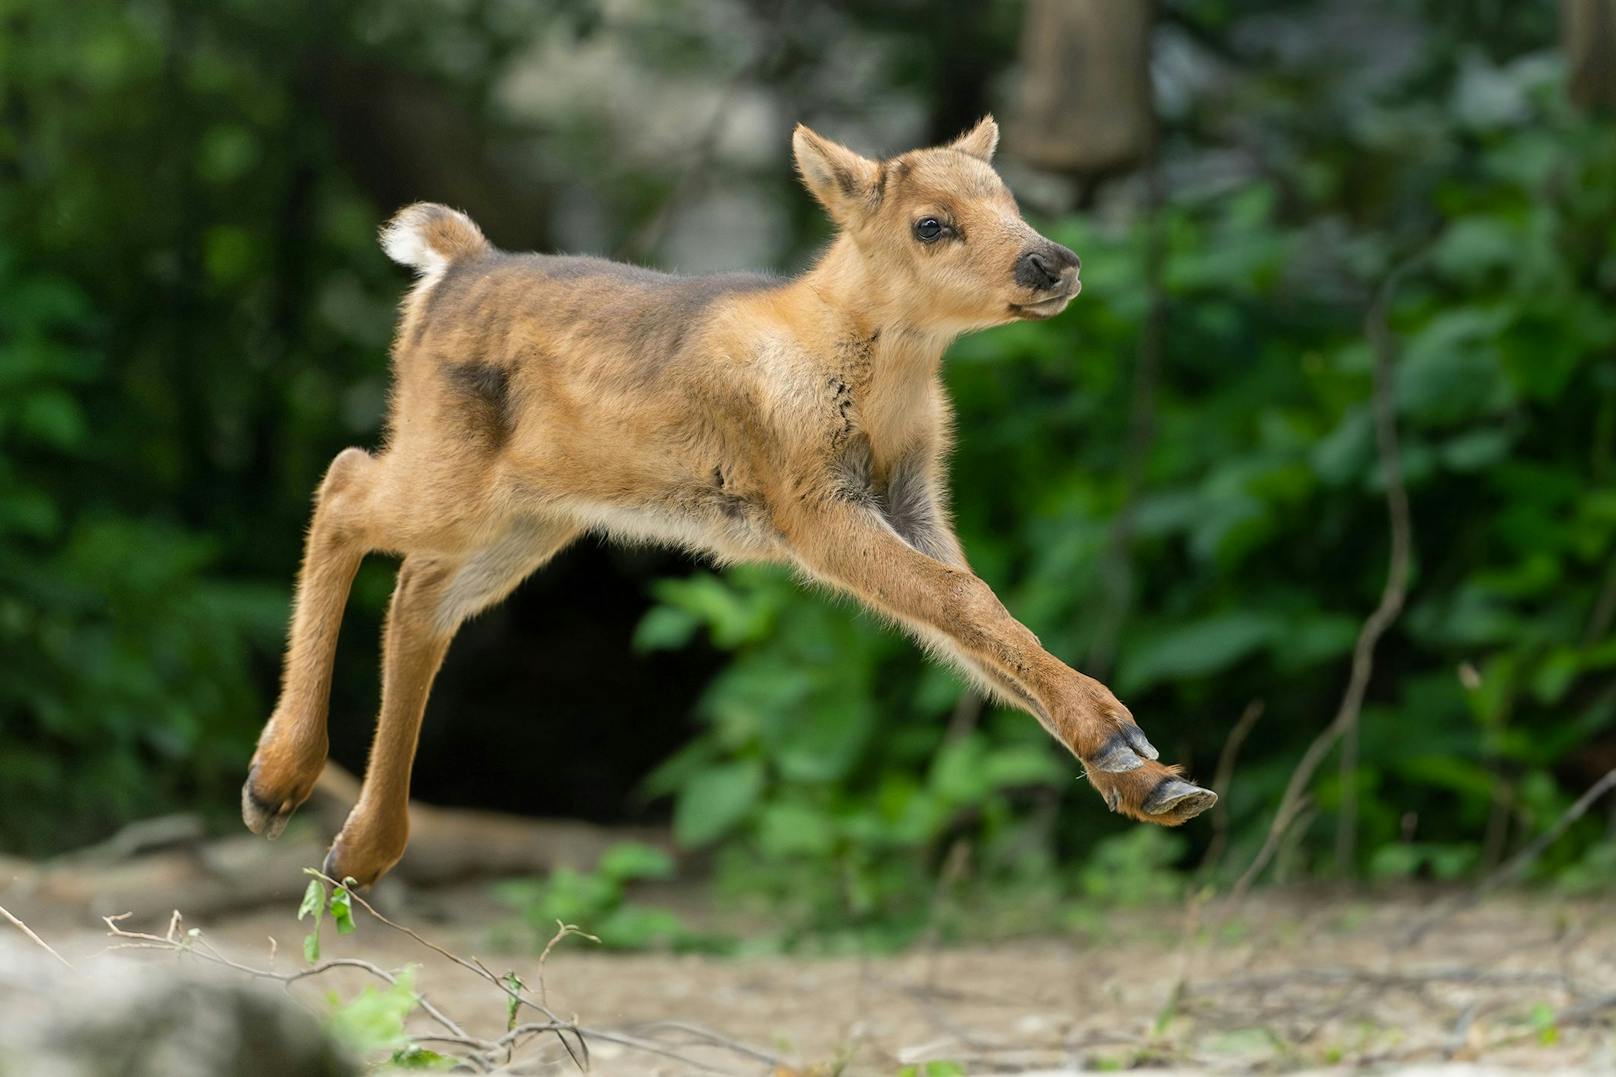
309,870,782,1072
1401,767,1616,945
1229,264,1416,903
1198,699,1264,876
627,1020,793,1067
101,912,485,1067
1444,1001,1481,1059
536,919,600,1008
1187,966,1580,995
0,903,74,970
920,836,972,991
97,878,786,1075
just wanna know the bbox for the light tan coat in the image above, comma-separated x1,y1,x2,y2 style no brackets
243,118,1214,885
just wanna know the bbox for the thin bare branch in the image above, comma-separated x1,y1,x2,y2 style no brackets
0,903,74,970
1198,699,1264,876
305,870,779,1073
1401,767,1616,945
1230,263,1417,902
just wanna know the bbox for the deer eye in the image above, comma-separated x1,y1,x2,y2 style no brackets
913,217,945,243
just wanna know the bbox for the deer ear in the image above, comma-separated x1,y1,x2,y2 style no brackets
950,115,999,162
792,124,882,222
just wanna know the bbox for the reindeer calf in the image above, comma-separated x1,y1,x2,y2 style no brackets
242,118,1215,886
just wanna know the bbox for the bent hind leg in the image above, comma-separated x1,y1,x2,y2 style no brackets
323,518,579,886
243,447,380,838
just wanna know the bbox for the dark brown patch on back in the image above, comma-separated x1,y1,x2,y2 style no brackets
445,361,514,447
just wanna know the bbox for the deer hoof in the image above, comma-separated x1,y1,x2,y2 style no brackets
1089,732,1145,773
241,773,298,840
1143,778,1217,820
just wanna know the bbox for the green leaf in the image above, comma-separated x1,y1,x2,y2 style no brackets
17,389,87,450
632,605,700,652
390,1045,454,1070
757,800,837,857
297,878,326,922
330,883,356,935
326,965,420,1054
597,841,676,883
595,904,687,949
1397,307,1514,424
929,735,991,806
673,760,764,846
980,743,1063,789
502,971,525,1031
899,1063,966,1077
298,878,328,962
1118,612,1281,694
1431,216,1519,283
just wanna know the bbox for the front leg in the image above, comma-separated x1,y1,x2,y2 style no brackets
782,496,1214,824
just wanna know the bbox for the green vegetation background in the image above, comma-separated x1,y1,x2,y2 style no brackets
3,0,1613,935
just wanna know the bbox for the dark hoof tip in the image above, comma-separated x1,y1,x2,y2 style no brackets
1143,778,1218,820
322,841,380,891
1121,724,1159,761
1089,732,1144,773
241,778,294,840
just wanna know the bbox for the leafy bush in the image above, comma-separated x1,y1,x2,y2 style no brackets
495,842,693,950
642,55,1616,923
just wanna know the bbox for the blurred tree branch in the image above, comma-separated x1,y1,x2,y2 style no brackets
1564,0,1616,111
1009,0,1156,184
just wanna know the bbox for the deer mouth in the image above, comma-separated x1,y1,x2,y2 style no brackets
1010,281,1080,320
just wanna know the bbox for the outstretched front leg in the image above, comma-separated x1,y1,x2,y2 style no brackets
783,494,1214,824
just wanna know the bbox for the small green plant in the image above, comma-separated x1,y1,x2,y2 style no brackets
291,876,459,1068
1528,1001,1561,1046
897,1063,965,1077
495,841,695,950
297,873,357,962
324,964,421,1055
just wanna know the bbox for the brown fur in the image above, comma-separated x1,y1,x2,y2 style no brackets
242,118,1215,885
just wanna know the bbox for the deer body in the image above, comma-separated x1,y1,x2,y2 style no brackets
243,119,1215,885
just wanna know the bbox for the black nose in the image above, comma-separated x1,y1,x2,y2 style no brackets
1014,243,1080,291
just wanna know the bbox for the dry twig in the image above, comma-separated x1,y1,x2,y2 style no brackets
1198,699,1264,876
93,875,785,1076
0,903,74,971
1401,767,1616,945
1229,265,1416,902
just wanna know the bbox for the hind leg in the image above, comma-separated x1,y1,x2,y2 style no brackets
323,519,578,886
243,448,380,838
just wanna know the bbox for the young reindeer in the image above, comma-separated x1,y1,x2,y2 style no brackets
243,118,1216,886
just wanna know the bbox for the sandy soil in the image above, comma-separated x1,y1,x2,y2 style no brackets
33,880,1614,1076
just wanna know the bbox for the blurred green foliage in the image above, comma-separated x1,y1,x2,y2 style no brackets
495,842,693,951
1,0,404,852
1,0,1613,935
639,48,1616,925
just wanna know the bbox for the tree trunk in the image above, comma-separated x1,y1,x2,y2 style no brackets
1565,0,1616,112
1009,0,1156,177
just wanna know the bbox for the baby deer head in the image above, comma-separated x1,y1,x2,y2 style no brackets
793,117,1081,334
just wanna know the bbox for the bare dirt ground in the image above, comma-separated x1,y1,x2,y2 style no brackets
34,881,1616,1075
